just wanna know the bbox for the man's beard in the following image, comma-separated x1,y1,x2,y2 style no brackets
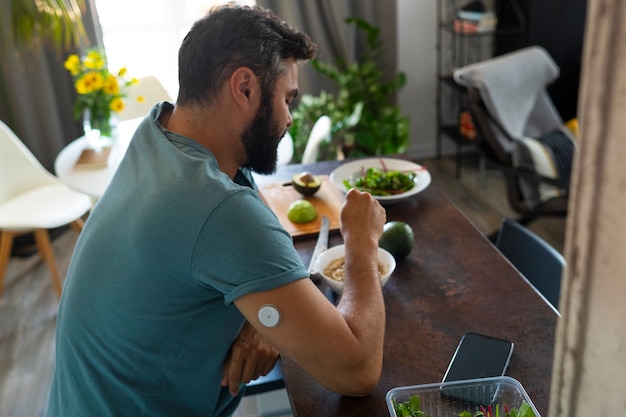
241,94,284,175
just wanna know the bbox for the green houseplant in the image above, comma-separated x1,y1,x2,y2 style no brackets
1,0,88,129
1,0,87,55
290,17,410,163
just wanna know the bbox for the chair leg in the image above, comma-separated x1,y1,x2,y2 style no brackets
71,218,85,233
0,231,17,296
33,229,62,297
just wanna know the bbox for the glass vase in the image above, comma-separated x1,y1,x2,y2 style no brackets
83,109,114,149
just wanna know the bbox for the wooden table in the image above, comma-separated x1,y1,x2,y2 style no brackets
255,159,557,417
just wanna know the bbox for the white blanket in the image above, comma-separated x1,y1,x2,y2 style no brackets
453,46,560,140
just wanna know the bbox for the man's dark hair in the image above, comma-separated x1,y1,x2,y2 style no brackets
177,4,317,106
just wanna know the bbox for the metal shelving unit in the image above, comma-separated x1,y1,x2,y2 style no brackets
436,0,523,178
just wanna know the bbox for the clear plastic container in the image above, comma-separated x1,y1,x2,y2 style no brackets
386,376,541,417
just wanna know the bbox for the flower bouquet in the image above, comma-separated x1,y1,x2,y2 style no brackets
64,48,140,141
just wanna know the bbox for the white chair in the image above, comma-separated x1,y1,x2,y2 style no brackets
0,120,92,296
301,115,332,164
117,75,173,122
277,131,294,166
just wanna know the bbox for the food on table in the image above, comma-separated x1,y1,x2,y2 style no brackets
343,161,416,196
392,395,423,417
392,395,536,417
292,171,322,196
287,199,317,223
322,256,386,281
379,221,414,260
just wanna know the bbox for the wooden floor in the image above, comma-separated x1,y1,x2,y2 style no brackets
419,153,567,253
0,231,74,417
0,154,566,417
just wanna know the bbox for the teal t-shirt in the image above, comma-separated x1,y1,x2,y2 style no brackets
46,103,307,417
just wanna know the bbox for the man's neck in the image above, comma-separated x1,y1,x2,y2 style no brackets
162,104,243,179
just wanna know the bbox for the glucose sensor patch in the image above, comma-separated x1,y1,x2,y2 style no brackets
258,304,281,328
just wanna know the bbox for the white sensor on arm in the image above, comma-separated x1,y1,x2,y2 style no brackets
258,304,281,328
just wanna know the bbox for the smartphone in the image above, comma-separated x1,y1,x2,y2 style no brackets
441,332,514,405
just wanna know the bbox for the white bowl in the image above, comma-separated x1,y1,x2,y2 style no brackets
315,244,396,294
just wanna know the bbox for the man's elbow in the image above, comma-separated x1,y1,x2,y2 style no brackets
328,362,382,396
341,376,379,397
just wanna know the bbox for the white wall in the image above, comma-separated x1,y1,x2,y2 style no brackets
397,0,438,159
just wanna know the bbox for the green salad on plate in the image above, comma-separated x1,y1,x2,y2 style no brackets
343,166,416,196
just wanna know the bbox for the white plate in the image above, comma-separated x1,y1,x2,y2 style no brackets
329,157,431,204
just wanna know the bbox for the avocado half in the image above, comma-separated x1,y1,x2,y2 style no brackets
292,171,322,196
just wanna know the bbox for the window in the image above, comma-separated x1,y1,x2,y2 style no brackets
95,0,256,100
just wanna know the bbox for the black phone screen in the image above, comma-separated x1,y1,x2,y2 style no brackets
441,332,514,404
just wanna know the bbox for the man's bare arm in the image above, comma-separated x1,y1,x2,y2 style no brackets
234,189,386,396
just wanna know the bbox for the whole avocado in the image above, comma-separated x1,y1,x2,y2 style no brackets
379,221,414,260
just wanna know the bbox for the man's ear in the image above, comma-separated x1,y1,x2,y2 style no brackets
230,67,257,109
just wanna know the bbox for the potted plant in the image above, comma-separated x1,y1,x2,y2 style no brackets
289,17,410,163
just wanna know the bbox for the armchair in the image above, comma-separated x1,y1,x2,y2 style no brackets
453,46,575,227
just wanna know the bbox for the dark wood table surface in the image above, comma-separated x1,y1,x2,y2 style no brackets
255,159,557,417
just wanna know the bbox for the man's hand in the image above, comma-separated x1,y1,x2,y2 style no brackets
222,321,280,396
340,188,386,247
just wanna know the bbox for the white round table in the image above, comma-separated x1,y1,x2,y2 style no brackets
54,118,142,201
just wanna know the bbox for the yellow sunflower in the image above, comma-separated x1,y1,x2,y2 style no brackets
64,54,81,75
103,74,120,95
84,50,105,70
109,97,125,112
75,72,103,94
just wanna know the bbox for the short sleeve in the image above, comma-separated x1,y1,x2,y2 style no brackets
191,189,308,304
